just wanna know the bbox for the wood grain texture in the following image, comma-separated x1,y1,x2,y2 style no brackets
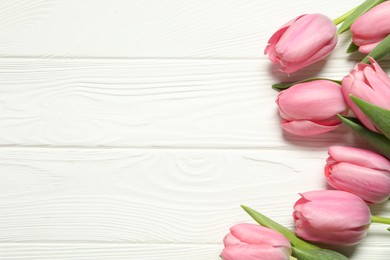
0,244,222,260
0,148,325,242
0,0,358,58
1,1,390,259
0,148,389,260
0,242,389,260
0,57,380,148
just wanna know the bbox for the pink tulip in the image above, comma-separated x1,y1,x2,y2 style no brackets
221,223,291,260
325,146,390,204
351,1,390,54
276,80,347,136
341,58,390,132
293,190,371,246
265,14,337,73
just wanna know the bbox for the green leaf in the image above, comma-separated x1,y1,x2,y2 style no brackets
362,34,390,63
351,95,390,140
292,247,349,260
272,78,341,91
337,115,390,159
346,42,359,53
241,205,318,250
338,0,385,34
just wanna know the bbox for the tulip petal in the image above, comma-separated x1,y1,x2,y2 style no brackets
370,58,390,87
341,76,378,131
282,120,340,136
294,191,371,230
364,61,390,106
327,162,390,203
230,223,290,248
296,190,360,202
295,221,368,245
223,232,244,247
276,14,336,63
277,81,346,120
222,245,290,260
265,13,337,73
358,42,379,54
265,16,304,64
328,146,390,171
281,35,337,74
351,1,390,47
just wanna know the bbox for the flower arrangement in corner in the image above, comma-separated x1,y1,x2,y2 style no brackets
221,0,390,259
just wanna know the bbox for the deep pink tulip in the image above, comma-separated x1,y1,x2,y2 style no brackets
276,80,347,136
265,14,337,73
325,146,390,204
293,190,371,246
342,58,390,132
351,1,390,54
221,223,291,260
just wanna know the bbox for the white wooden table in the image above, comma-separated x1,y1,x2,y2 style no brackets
0,1,389,259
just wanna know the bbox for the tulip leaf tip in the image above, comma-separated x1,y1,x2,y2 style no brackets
338,114,390,159
346,42,359,53
350,95,390,140
362,34,390,62
241,205,319,250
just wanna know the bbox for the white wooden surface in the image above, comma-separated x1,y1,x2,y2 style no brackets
0,0,389,259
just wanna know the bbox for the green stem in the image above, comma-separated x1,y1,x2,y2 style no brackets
333,6,357,25
372,215,390,225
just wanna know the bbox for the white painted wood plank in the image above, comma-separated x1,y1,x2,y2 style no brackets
0,242,389,260
0,148,325,242
0,57,378,148
0,0,358,58
0,243,222,260
1,1,389,259
0,148,388,260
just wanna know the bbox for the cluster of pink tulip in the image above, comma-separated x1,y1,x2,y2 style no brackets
276,59,390,137
272,5,390,136
221,1,390,259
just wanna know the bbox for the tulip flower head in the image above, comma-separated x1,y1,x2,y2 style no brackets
325,146,390,204
265,14,337,73
351,1,390,54
293,190,371,246
341,58,390,132
276,80,347,136
221,223,292,260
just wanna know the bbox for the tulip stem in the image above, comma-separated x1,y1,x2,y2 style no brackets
333,7,357,25
371,215,390,225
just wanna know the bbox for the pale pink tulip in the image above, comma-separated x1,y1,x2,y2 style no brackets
221,223,291,260
325,146,390,204
293,190,371,245
341,58,390,132
276,80,347,136
265,14,337,73
351,1,390,54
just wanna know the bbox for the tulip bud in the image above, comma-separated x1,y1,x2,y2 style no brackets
351,1,390,54
276,80,347,136
325,146,390,204
293,190,371,246
221,223,292,260
341,58,390,132
265,14,337,73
